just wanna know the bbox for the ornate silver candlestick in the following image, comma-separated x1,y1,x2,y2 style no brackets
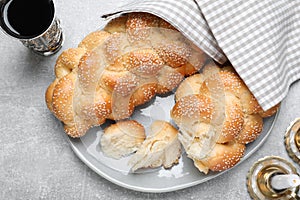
285,118,300,164
247,156,300,199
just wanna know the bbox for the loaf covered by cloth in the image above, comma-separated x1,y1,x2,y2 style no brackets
45,12,207,137
171,64,279,173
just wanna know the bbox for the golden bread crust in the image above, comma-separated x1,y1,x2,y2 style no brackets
78,30,111,51
55,47,86,78
194,142,246,173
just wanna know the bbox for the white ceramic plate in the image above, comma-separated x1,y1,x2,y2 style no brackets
68,93,279,193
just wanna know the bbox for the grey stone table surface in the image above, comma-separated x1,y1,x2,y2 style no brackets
1,0,300,199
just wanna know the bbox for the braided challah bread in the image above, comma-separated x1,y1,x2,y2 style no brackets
45,12,207,138
171,63,279,173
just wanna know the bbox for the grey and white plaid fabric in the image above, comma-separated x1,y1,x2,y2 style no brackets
102,0,300,110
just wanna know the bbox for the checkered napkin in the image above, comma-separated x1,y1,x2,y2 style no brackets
102,0,300,110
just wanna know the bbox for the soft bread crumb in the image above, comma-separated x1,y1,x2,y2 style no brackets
100,120,146,159
128,120,181,172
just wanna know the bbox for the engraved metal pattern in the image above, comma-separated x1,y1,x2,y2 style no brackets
285,118,300,165
20,18,64,56
247,156,299,200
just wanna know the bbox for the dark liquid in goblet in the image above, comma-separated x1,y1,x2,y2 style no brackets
0,0,55,39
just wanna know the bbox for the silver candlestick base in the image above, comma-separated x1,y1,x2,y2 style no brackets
247,156,299,200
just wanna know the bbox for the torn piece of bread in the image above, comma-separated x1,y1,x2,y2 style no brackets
100,120,146,159
128,120,181,172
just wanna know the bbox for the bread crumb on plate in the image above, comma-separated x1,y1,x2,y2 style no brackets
100,120,146,159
